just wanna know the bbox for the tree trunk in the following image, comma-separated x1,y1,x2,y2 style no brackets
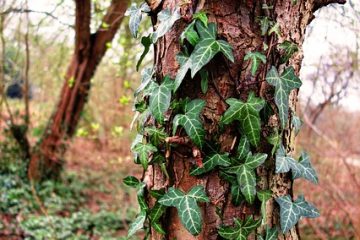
143,0,345,239
28,0,129,181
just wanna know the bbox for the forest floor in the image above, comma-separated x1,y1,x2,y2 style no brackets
0,136,142,240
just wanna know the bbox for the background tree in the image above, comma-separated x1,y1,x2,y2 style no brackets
27,0,130,180
126,0,346,239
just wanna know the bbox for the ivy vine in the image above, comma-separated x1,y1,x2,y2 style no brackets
123,2,319,239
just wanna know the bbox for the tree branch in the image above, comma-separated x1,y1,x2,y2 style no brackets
0,8,74,28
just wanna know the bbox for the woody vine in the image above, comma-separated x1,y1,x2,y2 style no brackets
123,1,320,239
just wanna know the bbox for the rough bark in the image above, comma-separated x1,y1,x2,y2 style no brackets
28,0,129,181
144,0,345,239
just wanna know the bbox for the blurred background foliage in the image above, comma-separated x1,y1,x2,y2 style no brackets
0,0,359,239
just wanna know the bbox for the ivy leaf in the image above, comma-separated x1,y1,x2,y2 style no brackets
173,99,206,148
152,221,166,235
159,186,209,235
200,69,208,94
237,165,256,204
158,187,184,207
123,176,140,188
276,195,319,233
258,16,271,36
149,189,166,199
133,143,157,170
244,153,268,169
291,114,302,135
187,185,209,203
218,40,235,63
266,66,302,129
236,136,250,162
292,152,319,184
152,7,181,43
149,76,174,123
180,21,200,46
275,195,300,233
294,195,320,218
244,51,266,76
135,67,153,96
218,217,261,240
221,92,265,147
266,129,280,155
193,11,208,27
190,153,231,175
174,52,192,92
257,190,272,224
145,127,168,146
278,40,298,63
196,21,216,39
127,210,146,237
231,184,244,206
259,227,278,240
136,35,152,71
274,144,300,174
125,3,150,38
149,202,167,223
268,22,281,38
189,38,220,77
189,22,234,77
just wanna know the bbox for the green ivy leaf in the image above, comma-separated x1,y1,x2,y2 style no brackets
244,51,266,76
159,186,209,235
275,144,300,174
149,202,167,223
244,153,268,169
125,3,150,38
152,7,181,43
174,52,191,92
180,21,200,46
275,195,300,234
136,35,152,71
292,152,319,184
145,127,168,146
221,92,265,147
294,195,320,218
189,38,220,77
123,176,140,188
196,21,216,39
258,227,278,240
173,99,206,148
266,66,302,129
291,114,302,135
218,217,261,240
276,195,319,233
200,69,209,94
237,165,256,204
131,134,143,163
149,189,166,199
149,76,174,123
190,153,231,175
236,136,250,162
127,210,146,237
189,22,234,77
268,22,281,38
266,129,280,155
152,221,166,235
193,11,208,27
231,184,244,206
135,67,154,96
278,40,298,63
258,16,272,36
257,190,272,224
133,143,157,170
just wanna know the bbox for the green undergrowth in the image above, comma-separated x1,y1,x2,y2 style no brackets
0,131,138,240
